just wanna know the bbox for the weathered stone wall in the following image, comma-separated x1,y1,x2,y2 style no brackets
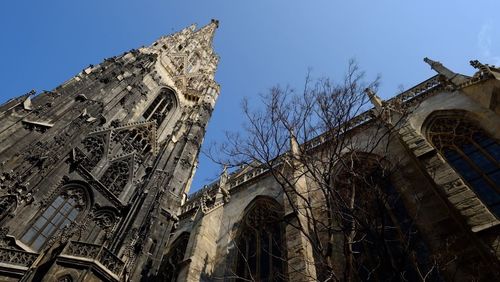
169,68,500,281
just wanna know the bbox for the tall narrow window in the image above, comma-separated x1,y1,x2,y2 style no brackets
100,159,130,197
427,115,500,217
142,88,175,126
20,185,89,251
334,155,437,281
157,233,190,282
234,198,286,282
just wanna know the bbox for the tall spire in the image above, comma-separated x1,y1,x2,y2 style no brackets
145,20,221,103
194,19,219,48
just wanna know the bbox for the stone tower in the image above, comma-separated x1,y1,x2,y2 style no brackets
0,20,220,282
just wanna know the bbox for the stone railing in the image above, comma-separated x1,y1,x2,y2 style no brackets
388,74,443,106
0,247,38,268
62,241,125,276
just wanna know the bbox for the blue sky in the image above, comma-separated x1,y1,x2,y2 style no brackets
1,1,499,192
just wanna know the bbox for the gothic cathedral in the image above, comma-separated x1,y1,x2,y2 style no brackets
1,20,500,282
0,20,220,281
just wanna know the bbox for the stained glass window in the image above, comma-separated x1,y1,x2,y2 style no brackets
234,198,286,282
427,116,500,217
21,195,81,251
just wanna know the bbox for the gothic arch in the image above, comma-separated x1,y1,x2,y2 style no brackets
93,206,119,230
82,206,119,244
142,87,178,127
233,196,287,281
332,152,433,280
81,134,106,171
100,156,133,197
422,110,500,217
157,232,190,282
21,181,93,251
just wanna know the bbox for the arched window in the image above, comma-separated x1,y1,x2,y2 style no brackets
157,233,190,282
21,184,89,251
100,159,130,197
426,115,500,217
142,88,175,126
334,155,436,281
234,198,286,282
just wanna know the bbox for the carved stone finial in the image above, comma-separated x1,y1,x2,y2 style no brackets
423,57,465,85
211,19,219,28
23,96,33,111
289,130,301,158
470,60,493,76
364,88,383,110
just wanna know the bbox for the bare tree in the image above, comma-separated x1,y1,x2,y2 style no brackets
207,60,440,281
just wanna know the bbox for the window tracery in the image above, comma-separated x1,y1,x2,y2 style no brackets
113,126,153,156
142,88,176,126
100,160,130,197
427,116,500,217
81,135,105,170
186,53,200,73
158,233,190,282
20,185,89,251
82,208,118,244
234,198,286,282
334,156,435,281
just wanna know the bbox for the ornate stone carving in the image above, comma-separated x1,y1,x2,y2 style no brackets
0,195,17,222
0,247,38,267
93,208,118,230
100,158,132,197
81,135,106,170
62,241,125,276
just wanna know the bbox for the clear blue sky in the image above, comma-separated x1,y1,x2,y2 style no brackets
1,1,499,192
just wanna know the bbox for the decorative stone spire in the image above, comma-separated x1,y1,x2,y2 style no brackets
424,57,467,85
364,88,383,110
290,130,301,158
145,20,221,104
193,19,219,48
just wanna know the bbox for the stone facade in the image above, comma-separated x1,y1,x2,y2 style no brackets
0,20,220,282
0,20,499,282
170,60,500,281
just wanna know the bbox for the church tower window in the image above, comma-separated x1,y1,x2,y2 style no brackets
20,184,89,251
426,115,500,217
142,88,176,126
234,197,286,282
